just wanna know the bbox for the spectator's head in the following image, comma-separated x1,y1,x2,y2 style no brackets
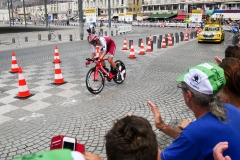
225,45,240,59
177,63,227,120
105,115,159,160
219,57,240,106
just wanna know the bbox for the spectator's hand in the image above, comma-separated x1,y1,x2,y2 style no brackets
213,142,231,160
178,118,192,130
84,152,102,160
148,100,165,130
214,56,222,65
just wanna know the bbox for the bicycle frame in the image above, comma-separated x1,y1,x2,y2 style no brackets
90,58,111,81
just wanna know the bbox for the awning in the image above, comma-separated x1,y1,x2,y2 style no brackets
211,13,240,20
148,14,176,19
143,16,149,19
206,10,214,16
172,15,186,20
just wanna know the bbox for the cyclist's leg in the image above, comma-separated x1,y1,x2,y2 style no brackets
99,52,106,67
107,42,118,74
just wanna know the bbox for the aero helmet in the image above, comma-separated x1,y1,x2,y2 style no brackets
88,34,99,43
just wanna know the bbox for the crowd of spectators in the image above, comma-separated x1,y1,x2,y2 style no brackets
13,44,240,159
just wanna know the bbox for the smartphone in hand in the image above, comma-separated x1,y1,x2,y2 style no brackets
62,137,77,151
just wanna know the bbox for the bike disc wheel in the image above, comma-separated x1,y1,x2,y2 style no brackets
113,60,126,84
86,67,105,94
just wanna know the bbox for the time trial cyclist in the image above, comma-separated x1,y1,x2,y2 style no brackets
86,34,118,78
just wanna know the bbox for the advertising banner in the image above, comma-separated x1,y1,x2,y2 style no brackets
191,10,202,23
118,13,125,21
125,12,133,22
85,8,96,23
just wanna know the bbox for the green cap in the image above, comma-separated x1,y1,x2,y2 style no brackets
177,62,226,94
12,149,85,160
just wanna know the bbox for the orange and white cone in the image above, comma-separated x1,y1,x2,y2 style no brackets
161,36,166,48
53,46,61,63
139,40,145,55
122,38,128,50
148,24,150,28
53,61,67,85
168,25,170,29
184,26,186,30
149,35,152,41
129,42,136,59
184,33,189,41
146,38,152,52
95,46,100,58
16,67,34,99
168,34,173,46
10,52,19,73
176,25,179,29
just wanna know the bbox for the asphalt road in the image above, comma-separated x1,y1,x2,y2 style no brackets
0,25,233,160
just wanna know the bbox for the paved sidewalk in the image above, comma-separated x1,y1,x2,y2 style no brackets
0,24,118,52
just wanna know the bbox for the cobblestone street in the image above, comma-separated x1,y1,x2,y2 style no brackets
0,25,232,159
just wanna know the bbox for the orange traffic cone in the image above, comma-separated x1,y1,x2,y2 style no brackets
15,67,34,99
184,26,186,30
184,33,189,41
95,46,100,58
53,46,61,63
129,42,136,59
168,34,173,46
148,24,150,28
176,25,179,29
146,38,152,52
161,36,166,48
10,52,19,73
168,25,170,29
53,61,67,85
122,38,128,50
149,34,152,41
139,40,145,55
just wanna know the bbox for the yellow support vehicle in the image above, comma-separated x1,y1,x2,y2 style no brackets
198,16,225,43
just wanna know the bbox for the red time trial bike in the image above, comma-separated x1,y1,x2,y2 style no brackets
85,58,126,94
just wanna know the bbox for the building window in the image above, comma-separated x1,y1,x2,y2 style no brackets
180,4,184,9
160,5,164,10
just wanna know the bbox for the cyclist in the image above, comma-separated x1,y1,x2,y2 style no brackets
86,34,118,78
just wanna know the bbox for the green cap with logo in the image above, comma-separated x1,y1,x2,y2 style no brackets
177,62,226,94
12,149,85,160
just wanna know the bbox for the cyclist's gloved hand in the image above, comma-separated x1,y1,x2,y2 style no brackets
97,58,102,62
86,58,93,61
85,61,90,65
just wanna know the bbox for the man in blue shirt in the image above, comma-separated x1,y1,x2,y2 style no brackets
148,62,240,160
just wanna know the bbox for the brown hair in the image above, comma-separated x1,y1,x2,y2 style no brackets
105,115,158,160
219,57,240,96
225,45,240,59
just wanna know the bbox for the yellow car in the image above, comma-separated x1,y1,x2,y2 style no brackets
198,24,225,43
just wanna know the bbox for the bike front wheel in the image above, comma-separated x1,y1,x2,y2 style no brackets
86,67,105,94
113,60,126,84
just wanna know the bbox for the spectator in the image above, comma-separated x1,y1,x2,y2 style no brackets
148,62,240,160
213,142,231,160
218,57,240,108
214,45,240,64
84,115,160,160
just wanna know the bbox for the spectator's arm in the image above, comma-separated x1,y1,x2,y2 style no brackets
148,101,181,139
